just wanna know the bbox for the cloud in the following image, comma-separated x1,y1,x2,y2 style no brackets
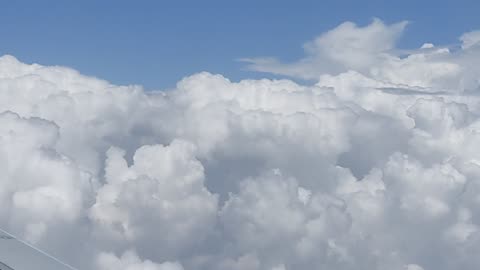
460,31,480,49
90,140,218,259
96,250,183,270
242,18,408,80
1,18,480,270
0,111,93,243
243,18,480,92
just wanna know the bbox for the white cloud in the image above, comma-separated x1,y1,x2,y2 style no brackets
303,18,407,70
1,18,480,270
96,250,183,270
460,31,480,49
0,111,93,243
242,18,407,80
244,19,480,92
90,140,218,258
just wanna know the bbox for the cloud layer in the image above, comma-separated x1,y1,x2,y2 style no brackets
2,19,480,270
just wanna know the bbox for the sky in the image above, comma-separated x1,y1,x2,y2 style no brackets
1,0,479,90
4,2,480,270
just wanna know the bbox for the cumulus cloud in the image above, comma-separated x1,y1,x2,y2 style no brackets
242,18,408,80
90,140,218,259
96,250,183,270
243,18,480,92
1,18,480,270
0,111,93,243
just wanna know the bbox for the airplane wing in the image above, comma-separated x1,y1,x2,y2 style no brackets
0,230,76,270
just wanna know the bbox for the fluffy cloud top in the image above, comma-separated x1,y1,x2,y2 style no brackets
244,19,480,92
1,18,480,270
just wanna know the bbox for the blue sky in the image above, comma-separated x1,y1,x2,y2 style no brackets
1,0,479,90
